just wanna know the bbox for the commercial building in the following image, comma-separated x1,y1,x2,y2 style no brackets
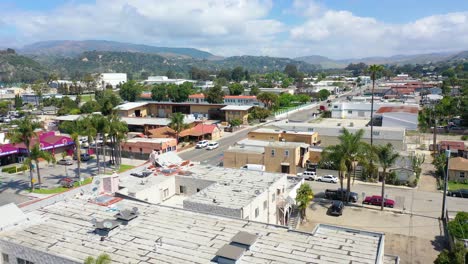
271,118,406,151
221,105,253,125
0,197,391,264
120,137,177,155
98,73,127,89
144,76,195,85
224,140,311,175
330,101,418,121
376,106,419,130
247,128,319,145
187,94,264,107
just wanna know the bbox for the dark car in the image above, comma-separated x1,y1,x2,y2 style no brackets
73,153,91,161
362,195,395,208
447,189,468,198
60,178,76,188
325,188,358,203
328,201,344,216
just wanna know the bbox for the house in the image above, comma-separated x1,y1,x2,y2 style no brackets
224,140,310,175
221,105,253,125
114,102,149,117
179,123,223,141
439,141,466,157
448,157,468,182
188,93,207,104
120,137,177,156
247,128,319,146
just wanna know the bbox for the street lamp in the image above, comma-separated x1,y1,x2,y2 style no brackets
441,149,450,220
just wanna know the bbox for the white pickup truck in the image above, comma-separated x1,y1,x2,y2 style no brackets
296,171,318,181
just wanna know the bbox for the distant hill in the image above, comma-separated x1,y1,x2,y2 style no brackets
296,51,466,69
19,40,218,60
0,49,47,83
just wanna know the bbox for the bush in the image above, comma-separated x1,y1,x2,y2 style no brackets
461,135,468,141
1,165,28,174
448,212,468,240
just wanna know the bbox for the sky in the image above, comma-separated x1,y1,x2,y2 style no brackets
1,0,468,59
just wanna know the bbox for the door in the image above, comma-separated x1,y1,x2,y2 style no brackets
281,165,290,174
135,110,141,117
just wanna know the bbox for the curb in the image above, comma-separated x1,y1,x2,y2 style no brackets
354,180,416,190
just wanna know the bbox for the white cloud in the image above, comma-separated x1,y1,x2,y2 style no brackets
1,0,468,58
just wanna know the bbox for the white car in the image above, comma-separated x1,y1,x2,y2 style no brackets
317,175,338,183
196,140,209,148
58,159,73,166
296,171,317,181
206,142,219,150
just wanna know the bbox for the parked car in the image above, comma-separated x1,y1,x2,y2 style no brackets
240,164,265,172
206,142,219,150
296,171,317,181
362,195,395,208
325,188,358,203
60,178,76,188
73,153,91,161
317,175,338,183
328,200,344,216
58,159,73,166
130,169,152,178
447,189,468,198
196,140,209,148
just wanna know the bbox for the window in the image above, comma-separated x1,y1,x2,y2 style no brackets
271,149,275,157
196,188,201,192
460,172,465,178
16,258,34,264
139,148,143,153
2,253,9,263
333,105,338,108
163,188,169,198
277,189,281,195
284,150,289,157
255,208,259,218
308,128,314,132
179,186,186,194
129,147,132,151
372,131,380,136
347,110,352,114
263,200,267,210
272,193,276,202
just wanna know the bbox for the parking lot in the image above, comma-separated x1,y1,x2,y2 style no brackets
298,197,443,264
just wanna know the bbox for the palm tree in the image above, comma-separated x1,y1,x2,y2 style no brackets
26,143,55,189
375,143,400,210
71,133,82,179
296,183,314,220
7,116,41,191
368,65,384,147
107,114,128,167
84,253,111,264
169,112,187,143
322,128,368,202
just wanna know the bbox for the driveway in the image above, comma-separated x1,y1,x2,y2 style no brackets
298,199,444,264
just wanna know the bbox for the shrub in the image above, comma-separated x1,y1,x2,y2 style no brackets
1,165,28,174
461,135,468,141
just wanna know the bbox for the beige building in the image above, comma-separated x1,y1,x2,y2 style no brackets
224,140,310,175
221,105,253,125
248,128,319,145
448,157,468,182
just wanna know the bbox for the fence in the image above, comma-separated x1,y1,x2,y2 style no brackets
273,103,317,119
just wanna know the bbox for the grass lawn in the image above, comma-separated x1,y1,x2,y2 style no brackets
118,164,135,173
448,181,468,191
80,94,95,102
31,177,93,194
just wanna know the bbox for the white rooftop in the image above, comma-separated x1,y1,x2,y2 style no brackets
125,137,174,144
114,102,148,111
221,105,253,111
54,115,82,121
0,198,385,264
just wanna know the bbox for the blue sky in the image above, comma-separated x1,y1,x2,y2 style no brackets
1,0,468,58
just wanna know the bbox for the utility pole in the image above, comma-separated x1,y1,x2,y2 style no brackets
441,149,450,220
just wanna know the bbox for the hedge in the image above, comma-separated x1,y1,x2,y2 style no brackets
1,165,29,174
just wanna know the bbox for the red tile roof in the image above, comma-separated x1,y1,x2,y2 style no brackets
376,106,419,114
189,93,205,99
440,141,466,151
148,127,177,138
224,95,257,99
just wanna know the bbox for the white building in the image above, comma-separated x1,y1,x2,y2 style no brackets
377,106,419,130
99,73,127,89
194,80,214,90
144,76,195,85
331,101,419,120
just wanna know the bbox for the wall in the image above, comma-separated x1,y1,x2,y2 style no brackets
318,135,405,151
223,151,264,169
0,240,79,264
247,132,280,141
174,177,215,195
281,133,318,145
264,146,300,175
121,139,177,154
382,112,418,130
225,110,249,124
308,150,322,164
119,176,176,204
183,200,242,219
448,169,467,182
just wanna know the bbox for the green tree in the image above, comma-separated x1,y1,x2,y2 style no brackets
318,89,331,101
322,128,368,202
278,93,295,107
228,83,244,95
25,143,55,189
447,211,468,240
249,86,260,96
80,101,102,114
169,112,187,143
119,80,143,102
107,114,128,166
84,253,111,264
295,94,310,104
250,107,270,121
229,119,242,127
296,183,314,220
205,85,225,104
7,116,41,191
151,84,168,101
375,143,400,210
231,66,244,82
82,73,97,92
14,94,23,109
434,242,467,264
257,92,279,109
0,101,10,115
95,89,122,115
284,64,298,79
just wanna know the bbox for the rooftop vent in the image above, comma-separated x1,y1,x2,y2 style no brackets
349,122,354,127
115,207,139,223
215,244,245,264
337,123,341,126
230,231,258,250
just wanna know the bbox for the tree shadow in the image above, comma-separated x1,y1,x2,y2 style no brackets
431,235,447,251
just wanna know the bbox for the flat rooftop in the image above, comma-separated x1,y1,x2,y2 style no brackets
0,198,384,264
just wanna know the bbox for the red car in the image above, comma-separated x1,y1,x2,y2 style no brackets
362,195,395,208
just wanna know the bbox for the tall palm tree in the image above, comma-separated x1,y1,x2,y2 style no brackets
169,112,187,143
322,128,368,202
375,143,400,210
26,143,55,189
84,253,111,264
368,65,384,147
7,116,41,191
107,114,128,167
71,133,82,179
